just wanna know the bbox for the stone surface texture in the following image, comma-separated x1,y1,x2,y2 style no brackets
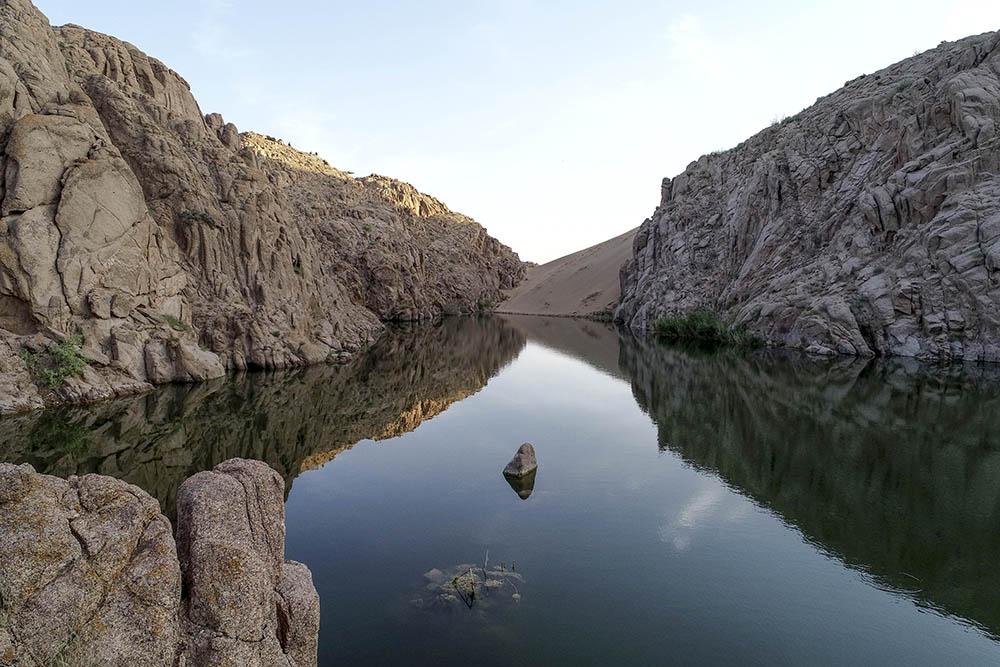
0,0,523,414
617,31,1000,362
503,442,537,478
0,458,319,666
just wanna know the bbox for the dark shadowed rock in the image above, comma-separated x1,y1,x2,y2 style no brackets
503,442,537,478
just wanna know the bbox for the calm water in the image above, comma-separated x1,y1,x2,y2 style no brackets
3,315,1000,665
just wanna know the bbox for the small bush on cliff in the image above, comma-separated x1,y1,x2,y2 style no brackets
178,210,217,227
159,313,190,332
20,335,89,388
654,311,761,349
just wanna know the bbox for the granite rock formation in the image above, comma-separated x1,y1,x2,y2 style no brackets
0,0,522,414
0,458,318,666
618,31,1000,362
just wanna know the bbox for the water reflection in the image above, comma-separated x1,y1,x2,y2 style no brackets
503,315,1000,638
503,469,537,500
0,316,525,514
630,340,1000,636
4,314,1000,640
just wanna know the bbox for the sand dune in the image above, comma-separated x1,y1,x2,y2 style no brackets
498,228,637,318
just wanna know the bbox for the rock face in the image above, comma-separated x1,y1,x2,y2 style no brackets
503,442,537,478
177,459,319,666
0,458,319,666
0,0,523,414
617,31,1000,362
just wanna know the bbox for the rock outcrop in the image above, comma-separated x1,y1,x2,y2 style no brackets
618,31,1000,362
0,458,319,666
0,0,523,414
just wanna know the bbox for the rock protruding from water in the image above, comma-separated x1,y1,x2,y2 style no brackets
0,458,319,667
503,442,538,478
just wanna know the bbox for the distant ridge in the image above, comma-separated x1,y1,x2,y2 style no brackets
498,227,636,318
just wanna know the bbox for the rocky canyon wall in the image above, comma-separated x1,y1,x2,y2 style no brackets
617,31,1000,362
0,0,523,414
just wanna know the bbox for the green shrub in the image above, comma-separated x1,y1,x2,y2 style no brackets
159,313,190,332
178,210,217,227
20,335,89,388
653,311,762,349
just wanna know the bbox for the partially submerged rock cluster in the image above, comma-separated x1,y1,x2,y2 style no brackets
0,458,319,666
414,563,524,612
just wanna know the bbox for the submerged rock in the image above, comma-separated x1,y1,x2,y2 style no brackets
412,562,524,612
503,442,538,478
0,458,319,666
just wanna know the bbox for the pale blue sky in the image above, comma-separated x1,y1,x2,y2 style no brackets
37,1,1000,262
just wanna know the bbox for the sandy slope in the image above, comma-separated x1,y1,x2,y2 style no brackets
497,228,637,317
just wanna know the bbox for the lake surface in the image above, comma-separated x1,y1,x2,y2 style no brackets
3,315,1000,665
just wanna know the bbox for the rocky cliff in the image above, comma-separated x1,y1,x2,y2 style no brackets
618,31,1000,362
0,458,320,666
0,0,523,414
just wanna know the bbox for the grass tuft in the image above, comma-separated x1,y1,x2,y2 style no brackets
159,313,190,332
653,311,762,349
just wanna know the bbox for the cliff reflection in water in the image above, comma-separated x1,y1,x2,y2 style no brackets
0,316,526,513
4,313,1000,638
502,315,1000,637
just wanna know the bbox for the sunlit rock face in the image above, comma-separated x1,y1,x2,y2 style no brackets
618,335,1000,635
0,0,524,414
618,31,1000,362
0,316,526,514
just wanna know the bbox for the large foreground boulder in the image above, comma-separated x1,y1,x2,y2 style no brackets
0,459,319,666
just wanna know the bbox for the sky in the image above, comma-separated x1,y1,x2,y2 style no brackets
36,1,1000,263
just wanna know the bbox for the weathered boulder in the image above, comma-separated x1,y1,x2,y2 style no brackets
176,459,320,666
0,462,182,666
0,458,320,667
503,442,537,478
617,31,1000,363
